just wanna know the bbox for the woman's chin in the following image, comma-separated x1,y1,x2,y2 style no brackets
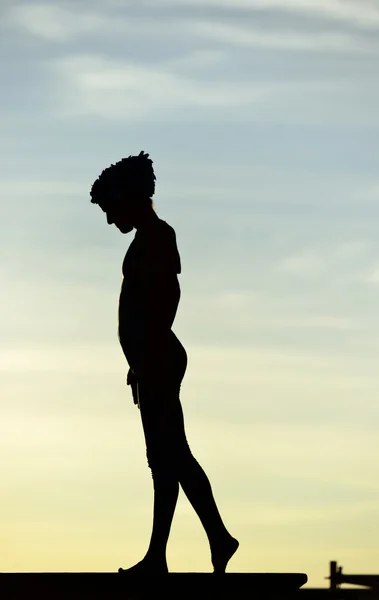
118,224,133,234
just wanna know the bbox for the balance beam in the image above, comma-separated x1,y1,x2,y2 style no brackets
0,572,307,599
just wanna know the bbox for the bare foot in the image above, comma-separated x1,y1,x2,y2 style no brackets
211,535,239,573
118,557,168,575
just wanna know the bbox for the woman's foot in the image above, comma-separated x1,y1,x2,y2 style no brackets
211,535,239,573
118,556,169,575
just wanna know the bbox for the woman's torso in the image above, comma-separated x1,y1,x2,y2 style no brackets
118,218,183,370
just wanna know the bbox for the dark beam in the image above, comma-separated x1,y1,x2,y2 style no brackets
0,572,307,599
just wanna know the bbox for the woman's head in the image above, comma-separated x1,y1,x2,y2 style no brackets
90,151,156,233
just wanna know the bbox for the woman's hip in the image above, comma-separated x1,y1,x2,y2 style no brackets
120,330,187,385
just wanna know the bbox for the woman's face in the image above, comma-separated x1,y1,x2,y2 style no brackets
102,196,134,234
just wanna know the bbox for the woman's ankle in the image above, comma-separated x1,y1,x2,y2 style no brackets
144,550,168,566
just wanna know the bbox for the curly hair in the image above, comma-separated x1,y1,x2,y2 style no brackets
90,151,156,208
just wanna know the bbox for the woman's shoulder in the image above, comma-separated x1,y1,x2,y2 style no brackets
147,219,178,248
148,219,181,273
157,218,176,237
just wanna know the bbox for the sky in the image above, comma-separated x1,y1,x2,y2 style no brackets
1,0,379,588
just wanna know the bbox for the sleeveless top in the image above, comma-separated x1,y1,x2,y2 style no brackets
118,218,181,360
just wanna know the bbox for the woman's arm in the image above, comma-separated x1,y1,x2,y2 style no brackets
138,269,180,374
141,269,180,333
138,224,182,373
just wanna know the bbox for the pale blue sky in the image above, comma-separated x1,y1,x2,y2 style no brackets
1,0,379,586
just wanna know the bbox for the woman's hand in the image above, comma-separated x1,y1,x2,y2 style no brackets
126,367,139,406
127,367,137,385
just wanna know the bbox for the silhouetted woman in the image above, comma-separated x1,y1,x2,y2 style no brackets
90,151,239,574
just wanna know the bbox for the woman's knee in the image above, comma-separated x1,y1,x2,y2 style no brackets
146,439,193,476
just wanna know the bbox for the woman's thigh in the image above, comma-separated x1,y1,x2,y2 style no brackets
137,338,189,472
126,331,189,471
138,379,190,473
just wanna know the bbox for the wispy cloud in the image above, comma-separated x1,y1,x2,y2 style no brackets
4,2,193,45
164,49,227,70
5,3,124,41
0,180,85,197
7,1,379,47
278,252,324,274
47,50,374,124
5,1,379,129
276,241,371,278
362,264,379,286
192,21,377,53
139,0,379,29
50,53,282,119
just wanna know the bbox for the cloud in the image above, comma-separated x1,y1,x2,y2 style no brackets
276,240,371,279
363,265,379,286
50,53,283,119
141,0,379,30
7,1,379,48
47,49,374,124
165,49,227,70
0,180,85,197
354,183,379,205
192,21,377,53
277,252,324,274
262,314,357,331
5,3,122,41
4,2,192,45
0,342,123,374
6,3,378,128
